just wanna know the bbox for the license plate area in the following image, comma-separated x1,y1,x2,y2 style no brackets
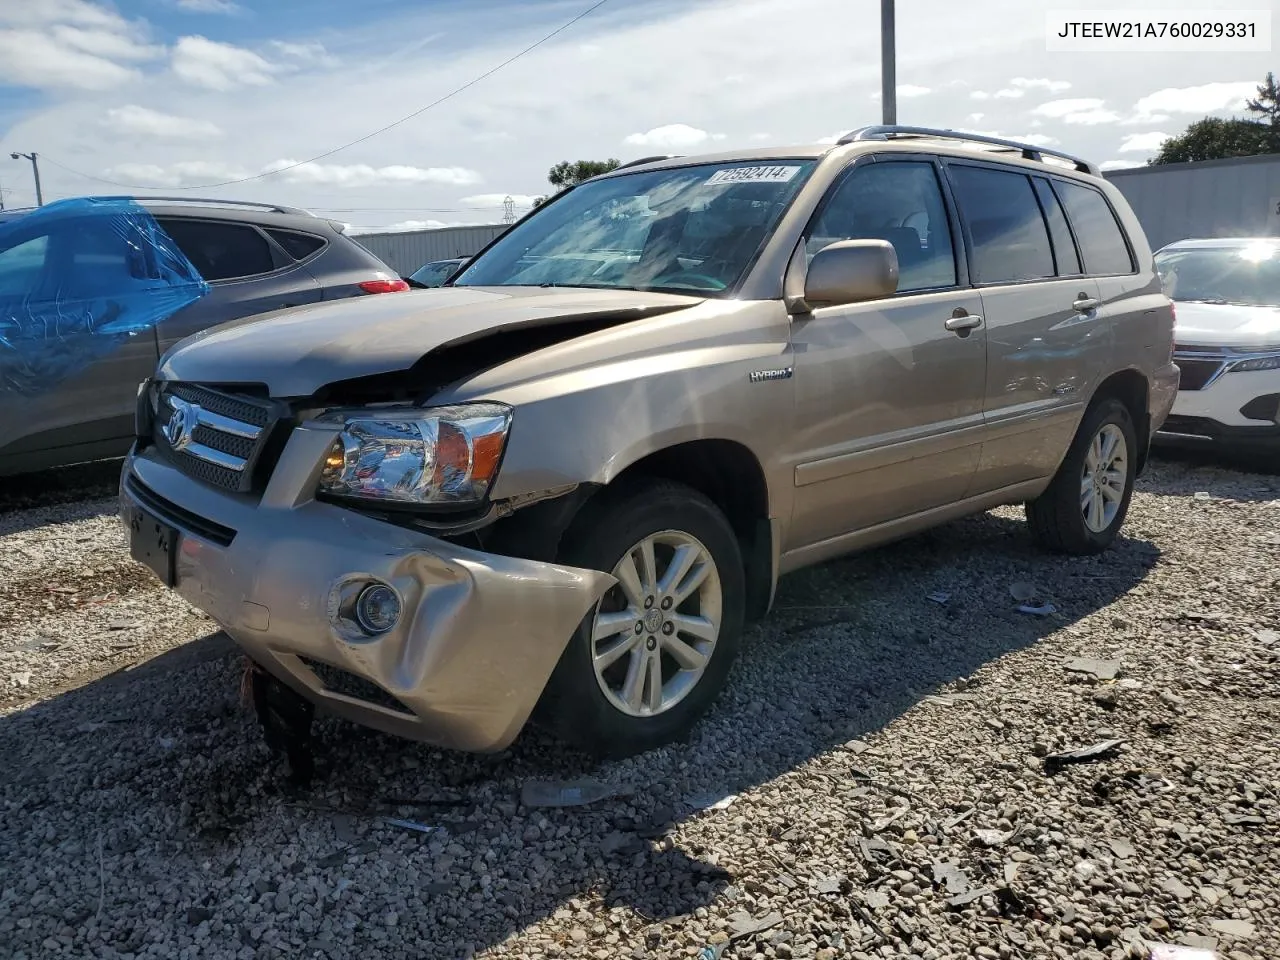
126,501,178,587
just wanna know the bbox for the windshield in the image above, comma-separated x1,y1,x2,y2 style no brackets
410,260,461,286
452,160,817,296
1155,242,1280,307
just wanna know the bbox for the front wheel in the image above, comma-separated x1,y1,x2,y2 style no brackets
538,480,745,758
1026,397,1138,555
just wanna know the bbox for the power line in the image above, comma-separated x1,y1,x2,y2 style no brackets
35,0,614,192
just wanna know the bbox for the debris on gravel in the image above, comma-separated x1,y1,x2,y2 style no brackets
1,455,1278,960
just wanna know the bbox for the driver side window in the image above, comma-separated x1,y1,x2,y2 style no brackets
808,160,958,293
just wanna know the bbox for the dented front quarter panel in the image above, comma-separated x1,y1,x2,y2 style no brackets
435,298,798,519
123,428,615,752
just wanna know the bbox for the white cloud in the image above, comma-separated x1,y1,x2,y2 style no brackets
958,128,1061,147
104,105,223,141
870,84,931,100
991,77,1072,99
269,40,337,66
0,0,160,90
1031,98,1121,125
102,160,250,187
0,30,141,89
1032,98,1103,118
971,91,990,100
1131,81,1258,122
50,24,161,61
624,124,724,149
969,113,985,122
174,0,242,12
458,193,539,209
1119,132,1171,153
262,160,483,187
97,159,483,190
171,35,278,90
748,132,773,142
1099,159,1142,171
0,0,126,29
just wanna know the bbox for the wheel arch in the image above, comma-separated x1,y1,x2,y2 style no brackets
606,439,776,621
1091,368,1151,475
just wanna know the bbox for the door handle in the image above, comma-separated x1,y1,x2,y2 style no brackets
945,313,984,333
1073,296,1100,312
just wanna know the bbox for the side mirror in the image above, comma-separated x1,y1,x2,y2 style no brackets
800,239,899,310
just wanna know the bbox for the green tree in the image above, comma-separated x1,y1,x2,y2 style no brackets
532,158,621,207
1148,116,1272,165
1245,70,1280,149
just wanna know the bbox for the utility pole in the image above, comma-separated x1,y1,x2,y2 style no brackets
10,151,43,206
881,0,896,125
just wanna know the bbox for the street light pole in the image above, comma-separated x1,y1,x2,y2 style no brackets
881,0,896,126
10,151,43,206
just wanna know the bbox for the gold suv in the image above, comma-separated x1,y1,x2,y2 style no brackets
120,126,1180,764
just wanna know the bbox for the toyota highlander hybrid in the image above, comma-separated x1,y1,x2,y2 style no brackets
119,126,1179,765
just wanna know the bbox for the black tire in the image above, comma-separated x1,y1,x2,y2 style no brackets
1026,397,1138,555
538,479,745,758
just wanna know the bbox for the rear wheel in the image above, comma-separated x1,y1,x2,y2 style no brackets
1026,397,1137,555
539,480,745,758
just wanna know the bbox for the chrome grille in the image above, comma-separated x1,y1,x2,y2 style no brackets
152,382,282,493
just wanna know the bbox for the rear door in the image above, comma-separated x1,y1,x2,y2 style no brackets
1050,177,1146,368
942,161,1108,493
154,217,323,355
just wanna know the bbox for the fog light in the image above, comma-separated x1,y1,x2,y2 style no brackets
354,583,401,635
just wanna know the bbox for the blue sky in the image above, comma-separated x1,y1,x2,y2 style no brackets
0,0,1274,232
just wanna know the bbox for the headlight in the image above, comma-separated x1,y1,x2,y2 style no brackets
317,402,512,506
1228,355,1280,373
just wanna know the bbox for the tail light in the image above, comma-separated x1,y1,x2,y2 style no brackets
358,279,410,294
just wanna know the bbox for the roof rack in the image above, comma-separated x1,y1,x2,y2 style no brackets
614,155,681,170
119,196,312,216
836,126,1100,176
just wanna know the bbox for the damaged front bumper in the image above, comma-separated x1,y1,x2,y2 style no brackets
119,426,614,752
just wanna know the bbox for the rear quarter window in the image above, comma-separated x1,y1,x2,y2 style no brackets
266,228,326,261
1053,181,1135,276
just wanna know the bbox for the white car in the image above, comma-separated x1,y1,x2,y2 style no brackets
1153,237,1280,459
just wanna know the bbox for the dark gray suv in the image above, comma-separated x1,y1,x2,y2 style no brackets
0,197,407,476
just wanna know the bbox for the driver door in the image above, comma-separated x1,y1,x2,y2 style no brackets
785,156,988,553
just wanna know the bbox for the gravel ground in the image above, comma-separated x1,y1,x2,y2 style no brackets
1,455,1277,960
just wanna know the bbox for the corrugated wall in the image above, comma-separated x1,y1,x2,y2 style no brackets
1105,154,1280,251
350,224,509,275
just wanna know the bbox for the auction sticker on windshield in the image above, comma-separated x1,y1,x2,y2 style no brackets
706,165,801,185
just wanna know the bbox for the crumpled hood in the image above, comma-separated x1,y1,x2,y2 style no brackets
158,285,702,397
1174,300,1280,350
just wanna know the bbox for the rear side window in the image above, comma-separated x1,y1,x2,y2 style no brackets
157,218,275,282
1033,178,1082,276
266,228,326,261
948,165,1054,284
1053,181,1135,276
